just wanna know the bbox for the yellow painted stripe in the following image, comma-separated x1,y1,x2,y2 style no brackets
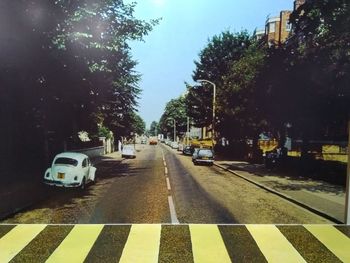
189,224,231,263
0,224,46,262
46,224,103,263
119,224,161,263
246,225,306,263
305,225,350,263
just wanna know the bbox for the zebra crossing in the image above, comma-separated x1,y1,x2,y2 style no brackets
0,224,349,262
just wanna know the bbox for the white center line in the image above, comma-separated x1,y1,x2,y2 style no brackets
166,177,171,190
168,196,180,224
165,166,168,175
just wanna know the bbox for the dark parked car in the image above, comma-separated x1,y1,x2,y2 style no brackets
192,148,214,165
183,145,194,156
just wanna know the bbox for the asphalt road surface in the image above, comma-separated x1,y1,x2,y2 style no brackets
1,143,332,224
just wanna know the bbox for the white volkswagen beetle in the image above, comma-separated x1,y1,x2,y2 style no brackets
43,152,96,189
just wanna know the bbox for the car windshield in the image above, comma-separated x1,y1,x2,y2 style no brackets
198,149,213,157
54,157,78,166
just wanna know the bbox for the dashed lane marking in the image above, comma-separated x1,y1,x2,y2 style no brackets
166,177,171,190
119,224,161,263
305,225,350,262
246,225,306,263
168,196,180,224
190,224,231,263
46,225,103,263
165,166,168,175
0,224,46,263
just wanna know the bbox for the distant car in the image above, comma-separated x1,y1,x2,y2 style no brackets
122,145,136,158
149,139,158,145
141,138,147,144
177,144,184,151
192,148,214,165
43,152,96,189
171,141,179,149
183,145,194,156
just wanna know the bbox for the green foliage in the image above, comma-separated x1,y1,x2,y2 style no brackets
149,121,159,136
189,31,254,128
98,125,112,139
0,0,157,170
159,96,187,138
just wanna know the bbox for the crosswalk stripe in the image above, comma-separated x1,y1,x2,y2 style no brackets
305,225,350,263
189,224,231,263
45,224,104,263
0,224,46,263
246,225,306,263
118,224,161,263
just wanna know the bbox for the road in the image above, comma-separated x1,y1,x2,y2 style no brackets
1,143,332,224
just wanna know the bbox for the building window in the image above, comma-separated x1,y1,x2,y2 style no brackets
269,22,275,33
286,20,291,31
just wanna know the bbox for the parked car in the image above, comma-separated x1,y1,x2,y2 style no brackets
192,148,214,165
122,145,136,158
43,152,96,189
177,144,184,151
183,145,194,156
171,141,179,149
141,138,147,144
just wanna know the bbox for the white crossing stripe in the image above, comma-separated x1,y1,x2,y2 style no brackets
119,224,161,263
305,225,350,263
0,224,46,263
190,224,231,263
45,224,103,263
246,225,306,263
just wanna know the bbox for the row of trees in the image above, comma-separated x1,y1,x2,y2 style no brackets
160,0,349,157
1,0,154,175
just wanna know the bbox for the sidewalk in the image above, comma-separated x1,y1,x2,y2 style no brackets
214,160,346,223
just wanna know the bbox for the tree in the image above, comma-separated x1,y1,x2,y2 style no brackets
189,31,253,128
159,96,187,139
0,0,158,176
287,0,350,141
149,121,159,136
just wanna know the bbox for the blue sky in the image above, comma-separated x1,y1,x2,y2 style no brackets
125,0,293,128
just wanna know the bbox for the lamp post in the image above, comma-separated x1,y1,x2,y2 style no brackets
197,79,216,151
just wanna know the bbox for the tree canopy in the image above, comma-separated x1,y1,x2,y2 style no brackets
1,0,158,173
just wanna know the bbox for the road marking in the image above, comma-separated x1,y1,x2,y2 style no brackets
46,225,103,263
189,224,231,263
119,224,161,263
163,161,166,166
165,166,168,175
168,196,180,224
305,225,350,262
246,225,306,263
0,224,46,262
166,177,171,190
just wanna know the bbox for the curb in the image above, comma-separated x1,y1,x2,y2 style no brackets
214,163,343,224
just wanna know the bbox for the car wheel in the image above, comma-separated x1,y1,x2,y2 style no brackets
80,177,86,190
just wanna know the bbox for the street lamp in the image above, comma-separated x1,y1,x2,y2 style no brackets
197,79,216,151
167,117,176,142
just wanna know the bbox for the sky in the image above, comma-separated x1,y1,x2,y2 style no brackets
124,0,294,128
